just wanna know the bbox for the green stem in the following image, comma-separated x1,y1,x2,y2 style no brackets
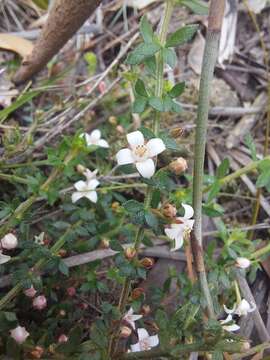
192,0,225,319
250,242,270,260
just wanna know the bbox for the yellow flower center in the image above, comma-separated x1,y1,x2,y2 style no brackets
134,145,148,158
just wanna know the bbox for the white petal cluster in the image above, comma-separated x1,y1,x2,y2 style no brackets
123,307,143,330
220,314,240,332
224,299,256,317
164,204,194,251
116,131,166,178
80,129,109,148
130,328,159,352
235,257,251,269
72,168,99,204
1,233,18,250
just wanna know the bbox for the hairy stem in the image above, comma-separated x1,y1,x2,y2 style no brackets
192,0,225,319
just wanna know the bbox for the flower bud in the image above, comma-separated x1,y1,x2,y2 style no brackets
58,334,68,343
141,304,151,316
111,201,120,210
59,309,66,317
30,346,44,359
33,295,47,310
76,164,86,174
108,116,117,125
10,326,29,344
140,257,155,269
131,287,145,300
119,326,132,338
24,286,37,298
124,247,137,260
1,233,18,250
67,287,76,297
116,125,125,134
58,249,67,257
235,257,251,269
169,157,188,175
170,127,184,138
100,238,110,249
162,203,177,218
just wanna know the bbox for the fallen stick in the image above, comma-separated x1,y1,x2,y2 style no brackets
13,0,102,84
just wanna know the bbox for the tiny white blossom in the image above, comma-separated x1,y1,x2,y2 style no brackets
235,257,251,269
224,299,256,317
34,232,45,245
10,326,29,344
1,233,18,250
130,328,159,352
80,129,109,148
0,251,11,265
164,204,194,251
72,178,100,204
82,168,98,181
116,131,166,178
220,314,240,332
123,307,143,330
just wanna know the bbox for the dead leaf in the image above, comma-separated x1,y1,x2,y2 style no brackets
0,33,33,58
188,33,205,75
0,71,18,108
251,351,263,360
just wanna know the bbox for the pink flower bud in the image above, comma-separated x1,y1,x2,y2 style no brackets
58,334,68,343
24,286,37,298
1,233,18,250
235,257,251,269
10,325,29,344
67,287,76,297
33,295,47,310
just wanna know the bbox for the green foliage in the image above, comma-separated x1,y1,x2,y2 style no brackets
256,159,270,191
165,25,199,48
177,0,209,15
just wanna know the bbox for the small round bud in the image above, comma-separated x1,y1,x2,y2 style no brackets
108,116,117,125
58,249,67,257
10,326,29,344
58,334,68,343
141,305,151,316
131,287,145,300
67,287,76,297
33,295,47,310
76,164,86,174
162,203,177,218
1,233,18,250
30,346,44,359
24,286,37,298
100,238,110,249
124,247,137,260
59,309,66,317
235,257,251,269
140,257,155,269
119,326,132,338
169,158,188,175
111,201,120,210
116,125,125,134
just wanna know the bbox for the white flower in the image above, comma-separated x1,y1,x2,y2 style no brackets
34,232,45,245
123,307,143,330
71,178,100,203
10,326,29,344
235,257,251,269
220,314,240,332
0,251,11,265
247,0,267,13
224,299,256,317
164,204,194,251
130,328,159,352
80,129,109,148
82,168,98,181
1,233,18,250
116,131,166,178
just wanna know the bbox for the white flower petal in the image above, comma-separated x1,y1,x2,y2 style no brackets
88,179,100,190
83,169,96,181
182,204,194,220
186,219,195,230
131,314,143,322
220,314,233,325
136,159,155,178
98,139,109,148
165,227,180,241
248,303,256,313
83,133,93,146
223,324,240,332
127,131,144,147
74,180,88,191
130,343,141,352
72,192,84,203
0,252,11,264
146,138,166,157
148,334,159,347
137,328,149,341
171,232,184,251
84,191,98,203
116,148,135,165
223,303,236,314
90,129,101,141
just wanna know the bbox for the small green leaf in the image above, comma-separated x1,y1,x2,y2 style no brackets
244,133,257,161
123,200,144,213
149,96,164,112
140,15,154,43
144,56,156,75
135,79,148,97
144,210,159,230
139,127,155,140
168,82,185,98
207,181,220,203
178,0,208,15
58,260,69,276
166,25,199,48
126,43,161,65
203,203,224,217
163,96,174,112
216,158,229,179
171,100,182,113
132,97,147,113
256,170,270,188
163,48,177,68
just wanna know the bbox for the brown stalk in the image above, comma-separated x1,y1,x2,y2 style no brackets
13,0,102,84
